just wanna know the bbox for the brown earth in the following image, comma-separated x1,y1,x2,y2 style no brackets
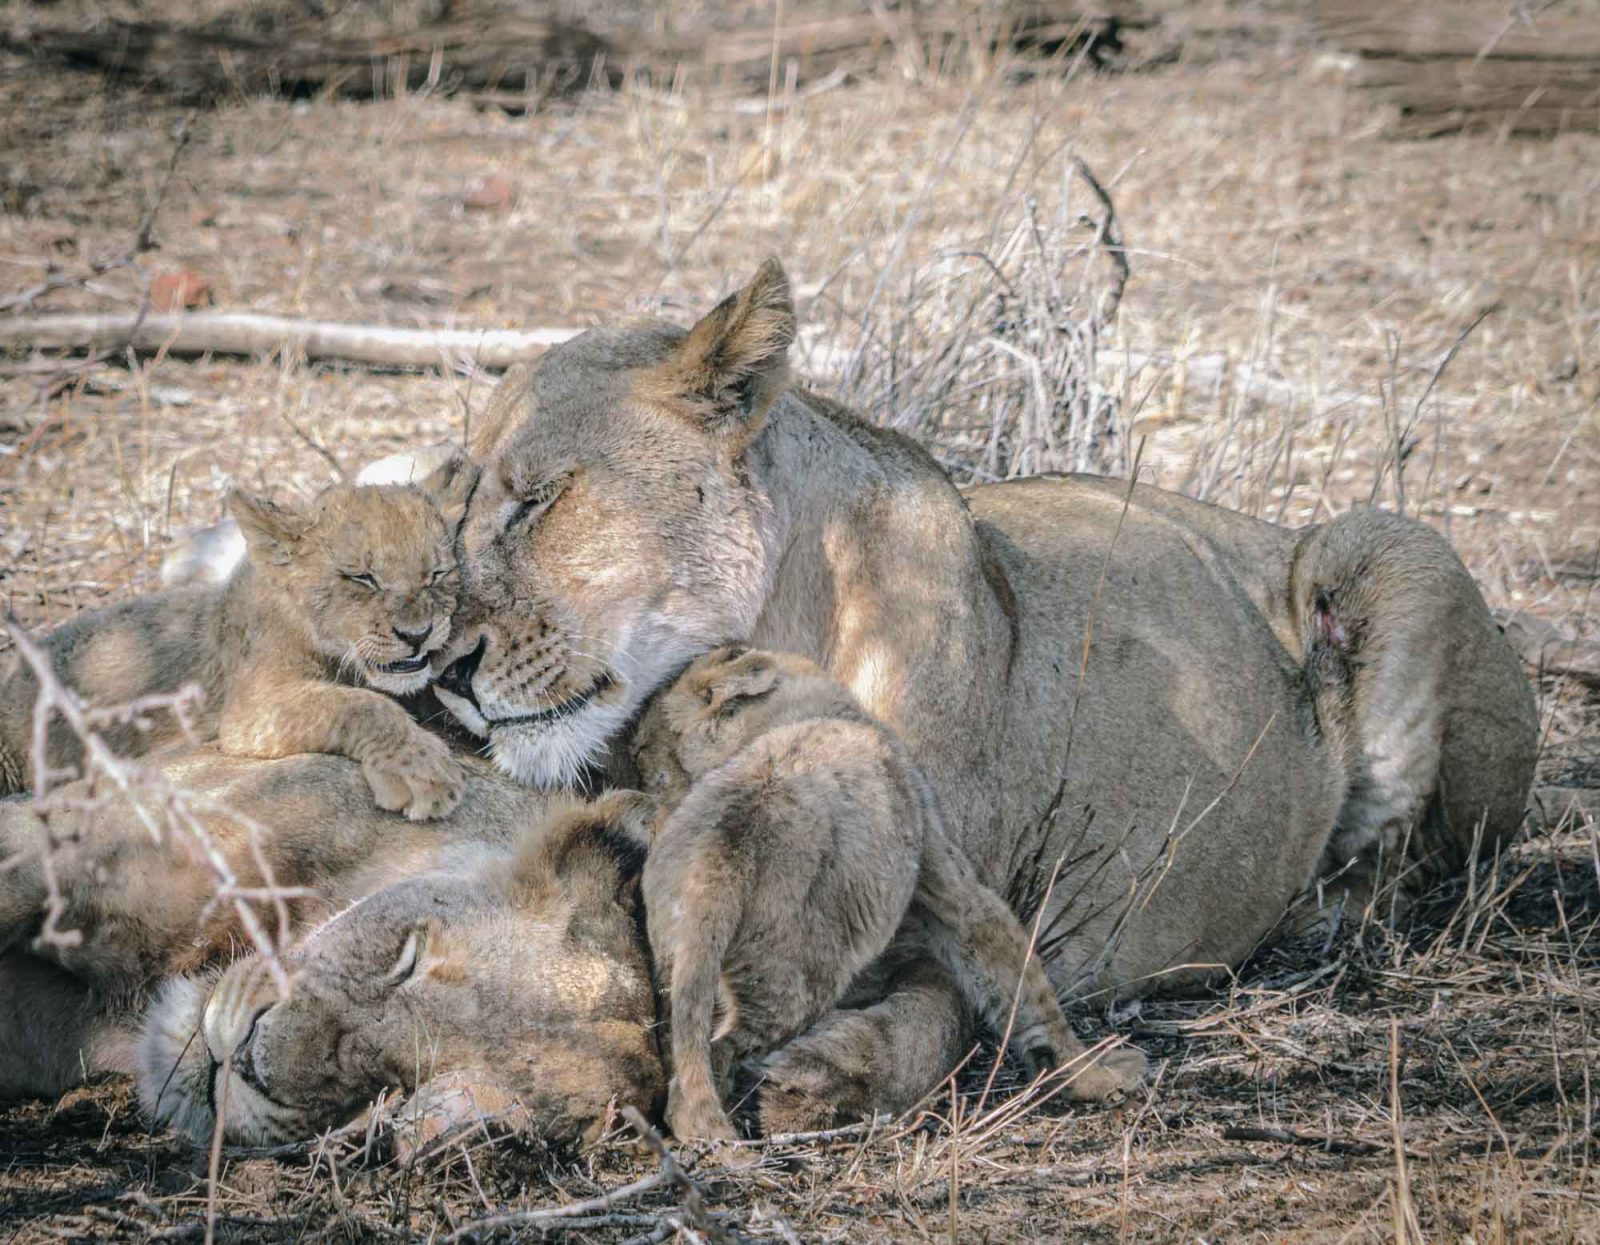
0,1,1597,1240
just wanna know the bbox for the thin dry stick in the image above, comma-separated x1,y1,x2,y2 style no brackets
1389,1019,1423,1244
948,1078,961,1245
442,1166,670,1240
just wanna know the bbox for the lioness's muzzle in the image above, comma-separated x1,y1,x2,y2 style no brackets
437,637,486,708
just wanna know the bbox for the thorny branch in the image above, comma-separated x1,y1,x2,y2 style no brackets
3,615,302,992
445,1106,759,1243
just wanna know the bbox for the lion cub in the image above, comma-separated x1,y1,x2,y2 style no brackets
0,457,475,820
630,646,1129,1142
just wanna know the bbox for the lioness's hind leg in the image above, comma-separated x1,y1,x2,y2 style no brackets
913,834,1145,1101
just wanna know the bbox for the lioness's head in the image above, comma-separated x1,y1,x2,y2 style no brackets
138,795,662,1147
229,454,477,696
631,646,865,803
434,262,796,786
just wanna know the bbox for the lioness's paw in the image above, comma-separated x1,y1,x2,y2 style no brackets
361,730,465,821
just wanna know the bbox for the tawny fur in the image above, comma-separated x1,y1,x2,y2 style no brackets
0,751,662,1149
433,260,1535,1132
0,456,477,820
630,648,1141,1141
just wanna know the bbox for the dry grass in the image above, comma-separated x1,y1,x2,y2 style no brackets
1,0,1597,1239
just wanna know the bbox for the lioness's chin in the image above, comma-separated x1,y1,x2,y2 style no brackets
487,698,637,788
432,685,488,737
363,661,436,698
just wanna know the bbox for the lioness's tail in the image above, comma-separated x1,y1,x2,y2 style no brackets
1290,507,1538,876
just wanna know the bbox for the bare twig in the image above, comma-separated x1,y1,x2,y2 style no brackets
622,1106,749,1245
3,617,298,990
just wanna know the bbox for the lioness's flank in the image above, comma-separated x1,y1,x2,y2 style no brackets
631,646,1142,1141
0,456,476,820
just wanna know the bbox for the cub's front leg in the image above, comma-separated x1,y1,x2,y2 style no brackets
219,675,462,820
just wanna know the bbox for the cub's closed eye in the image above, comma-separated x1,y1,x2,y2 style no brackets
341,570,380,591
428,566,455,585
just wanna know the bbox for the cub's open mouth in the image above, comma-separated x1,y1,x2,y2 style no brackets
486,672,615,731
375,654,430,676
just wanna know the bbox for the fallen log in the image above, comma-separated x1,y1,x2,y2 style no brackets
1314,0,1600,136
5,2,1146,103
0,311,579,369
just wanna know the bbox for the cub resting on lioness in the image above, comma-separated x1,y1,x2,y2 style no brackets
0,457,475,820
630,646,1144,1141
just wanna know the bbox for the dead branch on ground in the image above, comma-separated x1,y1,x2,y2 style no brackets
0,313,579,370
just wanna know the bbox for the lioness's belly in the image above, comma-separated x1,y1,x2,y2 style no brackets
952,478,1342,998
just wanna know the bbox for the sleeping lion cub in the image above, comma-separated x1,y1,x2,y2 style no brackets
630,646,1141,1142
0,456,476,820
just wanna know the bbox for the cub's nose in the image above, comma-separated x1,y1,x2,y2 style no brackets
436,636,485,707
393,621,433,649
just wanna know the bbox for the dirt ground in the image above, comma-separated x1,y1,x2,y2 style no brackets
1,0,1598,1240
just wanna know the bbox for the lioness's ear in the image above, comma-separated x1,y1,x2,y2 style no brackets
512,795,651,911
418,451,479,531
468,363,533,463
654,258,795,444
227,489,309,565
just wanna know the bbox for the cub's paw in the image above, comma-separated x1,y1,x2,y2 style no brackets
361,729,465,821
1055,1041,1149,1103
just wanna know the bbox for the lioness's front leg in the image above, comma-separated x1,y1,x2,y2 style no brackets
220,675,462,820
750,958,972,1135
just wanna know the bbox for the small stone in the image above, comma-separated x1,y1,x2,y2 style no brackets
462,176,514,212
150,269,214,312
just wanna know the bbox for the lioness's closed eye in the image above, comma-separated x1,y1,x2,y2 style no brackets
0,454,478,821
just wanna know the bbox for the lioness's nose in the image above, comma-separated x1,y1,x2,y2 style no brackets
394,621,432,648
437,635,485,707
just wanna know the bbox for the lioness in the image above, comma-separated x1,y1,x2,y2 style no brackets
631,646,1138,1140
431,260,1537,1130
0,753,663,1151
0,459,476,819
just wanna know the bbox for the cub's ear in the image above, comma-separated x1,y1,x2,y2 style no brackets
702,649,781,716
227,489,309,565
652,258,795,445
418,451,479,531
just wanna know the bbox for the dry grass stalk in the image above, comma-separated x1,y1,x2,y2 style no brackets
2,617,303,988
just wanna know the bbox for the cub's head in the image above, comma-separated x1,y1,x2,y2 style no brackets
631,646,863,803
433,261,796,787
229,454,477,696
138,794,661,1148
